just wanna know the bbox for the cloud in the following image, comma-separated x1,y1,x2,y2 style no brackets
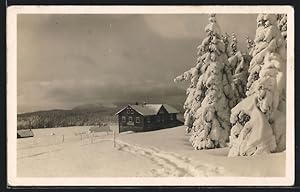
17,14,257,113
17,79,186,113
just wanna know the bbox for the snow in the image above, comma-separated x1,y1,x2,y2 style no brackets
272,110,286,152
222,33,230,56
174,13,286,156
229,33,237,56
174,14,233,150
246,36,255,55
229,51,251,107
17,126,159,177
16,13,288,178
17,125,285,177
277,14,287,40
228,14,286,156
228,95,277,156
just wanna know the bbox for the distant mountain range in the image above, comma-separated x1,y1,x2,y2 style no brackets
72,103,118,111
17,102,184,130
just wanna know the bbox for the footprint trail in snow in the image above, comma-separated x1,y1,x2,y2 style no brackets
116,140,225,177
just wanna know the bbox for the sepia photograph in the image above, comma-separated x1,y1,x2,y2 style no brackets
7,6,294,186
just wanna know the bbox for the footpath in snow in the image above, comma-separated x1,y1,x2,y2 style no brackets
117,125,285,177
17,125,285,177
116,140,224,177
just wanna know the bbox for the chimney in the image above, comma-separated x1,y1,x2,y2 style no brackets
135,102,139,105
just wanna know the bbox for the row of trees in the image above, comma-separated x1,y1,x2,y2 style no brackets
17,109,118,130
175,14,287,156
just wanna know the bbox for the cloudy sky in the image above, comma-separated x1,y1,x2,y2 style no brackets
17,14,257,113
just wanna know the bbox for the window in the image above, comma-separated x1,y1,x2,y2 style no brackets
136,117,140,123
127,108,134,114
147,117,151,123
128,116,133,122
157,116,160,122
170,114,174,120
122,116,126,122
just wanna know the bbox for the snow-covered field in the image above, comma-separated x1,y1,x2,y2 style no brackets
17,125,285,177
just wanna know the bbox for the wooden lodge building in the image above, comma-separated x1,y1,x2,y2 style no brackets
17,129,34,139
115,103,183,133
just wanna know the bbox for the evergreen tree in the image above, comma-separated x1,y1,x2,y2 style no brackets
175,14,232,149
277,14,287,41
228,14,286,156
229,33,238,56
246,35,255,55
222,32,231,57
228,34,251,106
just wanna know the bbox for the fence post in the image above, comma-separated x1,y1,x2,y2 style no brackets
62,134,64,143
113,131,116,148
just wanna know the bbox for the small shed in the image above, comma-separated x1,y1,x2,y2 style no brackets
115,103,183,133
17,129,34,139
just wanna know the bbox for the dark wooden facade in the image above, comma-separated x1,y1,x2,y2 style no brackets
116,104,182,133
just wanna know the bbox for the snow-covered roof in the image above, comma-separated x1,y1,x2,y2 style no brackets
162,104,180,114
17,129,34,138
115,104,179,116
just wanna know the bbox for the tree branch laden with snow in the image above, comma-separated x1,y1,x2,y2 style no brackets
277,14,287,41
175,14,233,149
229,51,251,107
229,33,238,57
246,35,255,55
221,32,231,57
228,14,286,156
227,35,252,106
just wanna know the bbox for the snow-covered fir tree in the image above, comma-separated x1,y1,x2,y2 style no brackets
277,14,287,41
229,33,238,56
228,34,251,106
228,14,286,156
175,14,233,149
246,35,255,55
222,32,231,57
